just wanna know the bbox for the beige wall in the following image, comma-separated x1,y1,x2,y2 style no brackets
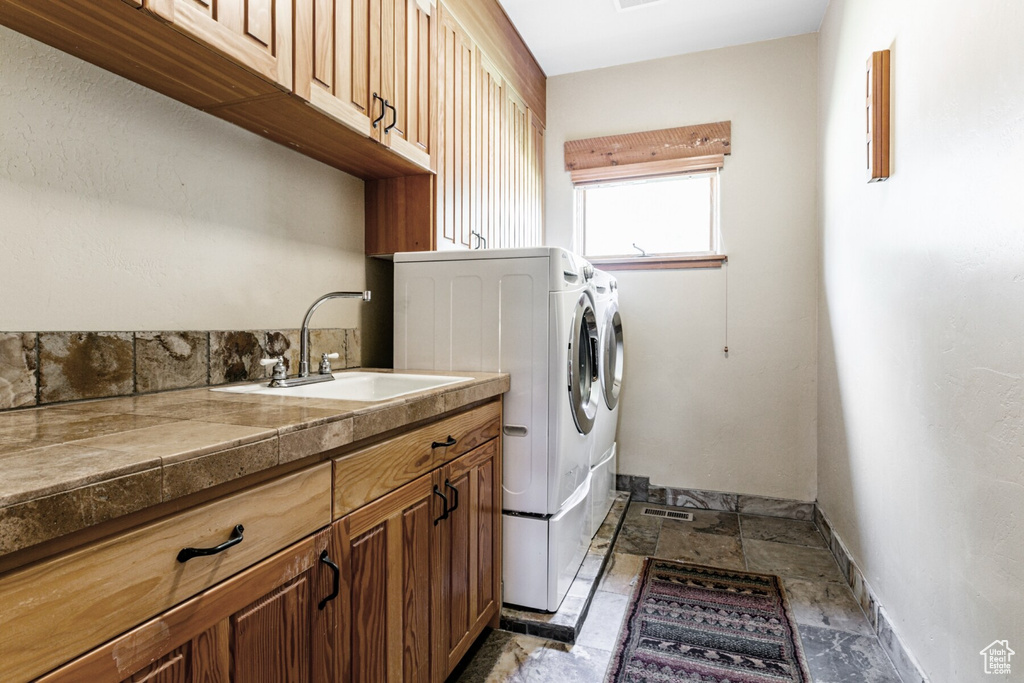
0,27,367,334
817,1,1024,680
546,35,819,500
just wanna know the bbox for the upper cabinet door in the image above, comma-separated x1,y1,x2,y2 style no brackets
501,85,529,249
294,0,381,137
143,0,293,89
528,111,545,247
476,52,503,251
435,4,475,251
379,0,435,170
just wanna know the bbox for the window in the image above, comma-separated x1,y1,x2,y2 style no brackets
564,121,731,270
575,170,720,260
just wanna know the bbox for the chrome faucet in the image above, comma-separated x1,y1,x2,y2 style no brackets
266,291,371,388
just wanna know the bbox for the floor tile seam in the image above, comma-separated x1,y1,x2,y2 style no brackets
796,622,893,658
739,535,830,550
792,617,877,639
770,574,849,585
738,515,750,571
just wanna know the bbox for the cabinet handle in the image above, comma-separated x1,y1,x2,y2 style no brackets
371,93,386,129
445,479,459,513
431,435,457,449
384,101,398,134
177,524,244,563
433,485,449,525
318,549,340,610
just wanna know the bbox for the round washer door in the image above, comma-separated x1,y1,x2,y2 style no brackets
602,308,623,410
568,293,600,435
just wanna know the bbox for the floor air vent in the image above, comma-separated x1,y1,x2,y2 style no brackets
641,507,693,521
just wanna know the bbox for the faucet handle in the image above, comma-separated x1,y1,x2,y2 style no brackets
260,357,287,381
319,352,339,375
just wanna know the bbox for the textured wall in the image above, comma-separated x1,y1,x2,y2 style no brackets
0,27,368,333
545,35,819,500
817,1,1024,680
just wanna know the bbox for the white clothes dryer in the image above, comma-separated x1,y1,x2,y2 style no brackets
394,247,599,612
589,269,623,537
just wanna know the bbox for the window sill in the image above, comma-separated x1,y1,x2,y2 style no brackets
586,254,727,271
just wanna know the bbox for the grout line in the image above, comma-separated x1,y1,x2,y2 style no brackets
737,514,750,571
132,332,138,396
34,332,41,407
205,331,212,387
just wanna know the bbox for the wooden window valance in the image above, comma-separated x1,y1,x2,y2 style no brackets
564,121,731,185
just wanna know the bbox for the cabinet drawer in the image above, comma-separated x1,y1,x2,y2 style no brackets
333,399,500,518
0,463,331,683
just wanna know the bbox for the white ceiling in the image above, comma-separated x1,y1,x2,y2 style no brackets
497,0,829,76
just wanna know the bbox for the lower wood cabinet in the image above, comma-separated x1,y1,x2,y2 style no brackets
40,528,338,682
21,403,502,682
435,439,500,680
330,437,501,683
329,467,438,683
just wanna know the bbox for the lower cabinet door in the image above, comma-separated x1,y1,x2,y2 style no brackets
39,529,338,683
331,472,440,683
434,438,501,681
118,623,230,683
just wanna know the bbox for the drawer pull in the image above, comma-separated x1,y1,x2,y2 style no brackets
431,435,457,449
318,550,340,610
445,479,460,513
433,485,450,525
176,524,245,563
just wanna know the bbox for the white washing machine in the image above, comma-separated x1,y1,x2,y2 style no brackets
590,269,623,537
393,247,599,612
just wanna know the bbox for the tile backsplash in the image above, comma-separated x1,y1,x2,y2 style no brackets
0,328,360,411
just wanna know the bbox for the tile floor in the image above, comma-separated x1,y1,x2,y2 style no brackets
452,501,904,683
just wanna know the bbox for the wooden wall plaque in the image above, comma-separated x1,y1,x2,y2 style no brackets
866,49,891,182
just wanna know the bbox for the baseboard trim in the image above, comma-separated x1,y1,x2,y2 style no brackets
813,507,931,683
614,475,814,520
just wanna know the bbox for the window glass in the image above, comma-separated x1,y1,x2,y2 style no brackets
579,171,718,258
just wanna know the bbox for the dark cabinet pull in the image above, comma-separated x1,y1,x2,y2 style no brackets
177,524,244,563
431,435,457,449
384,101,398,133
445,479,459,513
433,485,449,525
371,93,386,129
318,549,340,610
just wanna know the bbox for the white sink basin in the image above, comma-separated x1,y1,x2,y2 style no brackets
211,372,471,402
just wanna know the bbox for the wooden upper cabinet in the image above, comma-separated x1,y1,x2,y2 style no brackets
528,110,545,247
501,84,529,249
436,4,475,251
379,0,435,169
361,0,545,255
294,0,379,136
476,52,503,251
143,0,293,89
295,0,434,169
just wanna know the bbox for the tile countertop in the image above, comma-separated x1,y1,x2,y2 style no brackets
0,369,509,559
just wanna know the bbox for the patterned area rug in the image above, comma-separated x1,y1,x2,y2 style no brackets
606,559,811,683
